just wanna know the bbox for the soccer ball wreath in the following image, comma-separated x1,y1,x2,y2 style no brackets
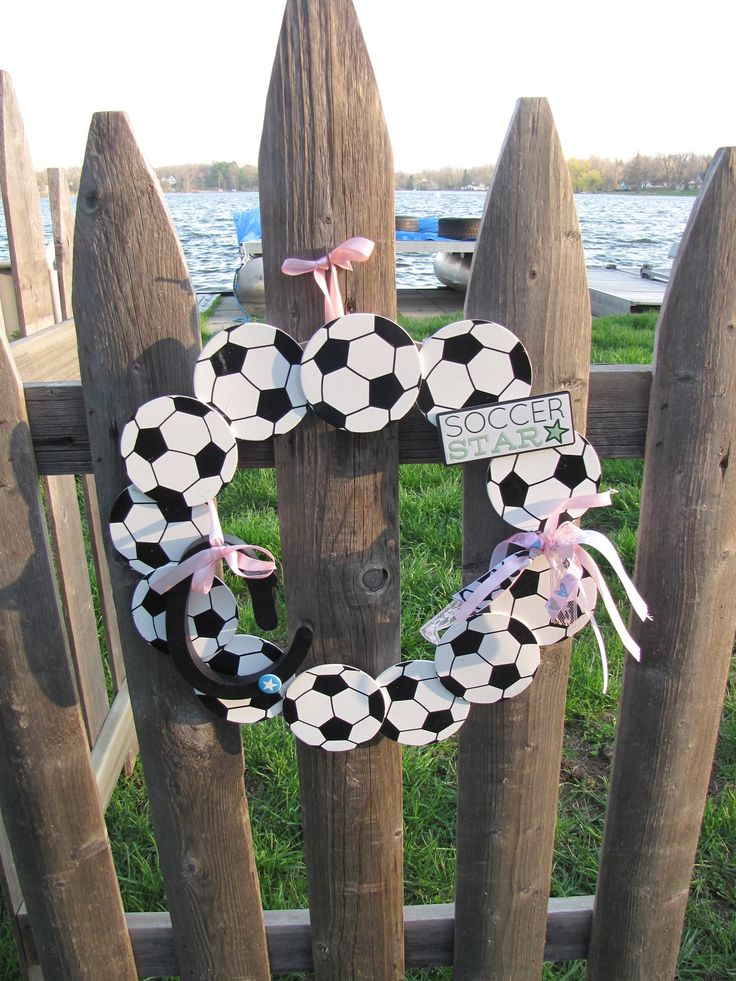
110,309,633,752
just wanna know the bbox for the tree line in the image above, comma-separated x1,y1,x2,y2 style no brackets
35,152,712,196
396,153,711,192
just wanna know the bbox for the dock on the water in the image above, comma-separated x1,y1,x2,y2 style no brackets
586,266,666,317
199,288,466,327
200,263,666,328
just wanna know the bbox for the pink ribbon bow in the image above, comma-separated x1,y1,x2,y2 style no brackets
150,499,276,596
281,237,375,321
424,491,649,692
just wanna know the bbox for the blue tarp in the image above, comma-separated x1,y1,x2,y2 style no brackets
233,208,263,243
233,208,458,243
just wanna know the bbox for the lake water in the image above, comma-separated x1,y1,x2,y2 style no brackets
0,189,693,294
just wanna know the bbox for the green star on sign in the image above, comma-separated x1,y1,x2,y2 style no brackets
544,420,569,444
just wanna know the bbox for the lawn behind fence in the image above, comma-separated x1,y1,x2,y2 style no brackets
1,312,733,980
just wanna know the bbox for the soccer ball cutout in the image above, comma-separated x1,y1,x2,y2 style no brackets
486,432,602,531
207,634,282,677
456,548,531,608
417,319,532,426
194,323,307,441
485,548,598,645
435,612,540,704
186,581,239,661
196,689,284,726
197,635,286,724
109,485,211,576
376,660,470,745
131,575,236,659
131,576,169,653
300,313,421,432
120,395,238,509
282,663,386,750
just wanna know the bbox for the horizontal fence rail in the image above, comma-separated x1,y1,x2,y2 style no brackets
17,898,594,975
21,364,651,475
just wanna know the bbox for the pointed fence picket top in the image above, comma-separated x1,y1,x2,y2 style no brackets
72,112,270,981
455,97,592,979
0,332,137,978
259,1,404,977
587,147,736,979
0,72,55,333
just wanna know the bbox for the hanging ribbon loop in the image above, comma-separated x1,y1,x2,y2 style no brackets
281,236,374,321
149,499,276,596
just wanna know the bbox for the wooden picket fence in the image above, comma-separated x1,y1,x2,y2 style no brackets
1,2,734,978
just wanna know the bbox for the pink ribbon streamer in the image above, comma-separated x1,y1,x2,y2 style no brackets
450,491,649,692
281,237,375,321
150,499,276,596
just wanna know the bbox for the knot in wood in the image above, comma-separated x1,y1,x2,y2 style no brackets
83,188,101,211
361,567,388,592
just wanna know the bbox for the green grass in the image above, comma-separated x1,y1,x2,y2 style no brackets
2,312,734,979
199,294,222,334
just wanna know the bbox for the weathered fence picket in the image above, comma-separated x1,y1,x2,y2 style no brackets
0,308,137,980
260,1,404,976
0,0,734,977
48,162,131,698
0,71,110,745
456,96,592,979
587,146,736,979
47,168,74,321
71,111,271,981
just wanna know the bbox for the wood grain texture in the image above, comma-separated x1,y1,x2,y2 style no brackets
11,320,79,381
72,112,270,981
23,382,91,473
455,98,592,980
587,148,736,979
48,168,74,321
0,73,55,334
259,2,403,978
0,329,137,980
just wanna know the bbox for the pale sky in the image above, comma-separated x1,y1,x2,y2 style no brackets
2,0,731,173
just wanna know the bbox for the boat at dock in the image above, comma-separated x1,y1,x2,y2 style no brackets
230,209,667,320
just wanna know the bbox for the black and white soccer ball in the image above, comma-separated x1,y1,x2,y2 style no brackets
120,395,238,509
131,575,237,659
109,485,211,576
417,319,532,426
486,552,598,645
486,432,601,531
456,547,531,610
300,313,421,432
131,576,170,653
282,663,386,751
376,659,471,745
193,323,307,441
207,634,282,677
434,612,540,704
186,582,239,661
196,634,286,724
196,689,284,725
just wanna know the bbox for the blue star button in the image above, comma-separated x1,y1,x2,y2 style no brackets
258,673,282,694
